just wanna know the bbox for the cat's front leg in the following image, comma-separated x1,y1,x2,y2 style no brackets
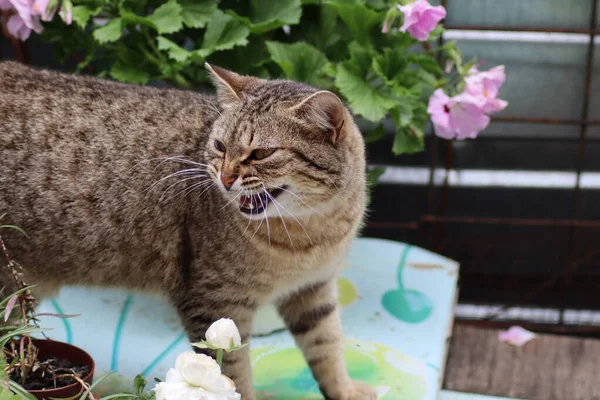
277,279,376,400
173,293,256,400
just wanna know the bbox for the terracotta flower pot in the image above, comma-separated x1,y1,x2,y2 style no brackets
26,339,95,400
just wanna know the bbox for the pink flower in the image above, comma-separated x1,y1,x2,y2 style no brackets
397,0,446,41
58,7,71,24
465,65,508,113
1,0,43,40
6,13,31,40
32,0,56,21
427,89,490,140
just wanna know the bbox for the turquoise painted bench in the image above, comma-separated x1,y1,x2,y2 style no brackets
36,238,459,400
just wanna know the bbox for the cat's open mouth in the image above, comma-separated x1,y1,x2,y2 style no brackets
239,186,285,214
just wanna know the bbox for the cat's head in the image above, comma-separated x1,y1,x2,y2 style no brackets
204,63,365,220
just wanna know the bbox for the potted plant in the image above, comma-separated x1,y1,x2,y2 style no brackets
0,218,95,399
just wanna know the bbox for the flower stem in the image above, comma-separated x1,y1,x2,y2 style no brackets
216,349,223,367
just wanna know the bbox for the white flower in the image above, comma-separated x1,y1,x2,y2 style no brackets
154,351,240,400
205,318,242,351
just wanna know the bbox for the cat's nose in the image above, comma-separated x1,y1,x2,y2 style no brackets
220,173,238,190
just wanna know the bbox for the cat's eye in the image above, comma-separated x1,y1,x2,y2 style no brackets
214,139,226,153
249,148,277,161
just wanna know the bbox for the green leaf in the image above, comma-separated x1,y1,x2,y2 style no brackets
344,42,372,76
79,372,113,400
366,0,389,9
196,12,250,58
248,0,302,33
367,167,385,187
407,54,443,76
322,62,337,78
6,381,36,400
391,105,426,155
392,125,425,155
365,166,385,206
335,64,397,122
120,9,154,28
133,374,147,394
0,224,27,237
147,0,184,34
157,36,190,62
71,5,99,29
93,18,122,43
325,1,383,45
363,124,386,144
207,35,270,75
110,61,150,85
373,47,408,85
387,86,420,127
180,0,218,28
266,41,327,86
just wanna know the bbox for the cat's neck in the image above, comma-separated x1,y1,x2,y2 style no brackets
240,191,365,253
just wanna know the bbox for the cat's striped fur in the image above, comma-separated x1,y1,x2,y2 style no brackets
0,61,372,399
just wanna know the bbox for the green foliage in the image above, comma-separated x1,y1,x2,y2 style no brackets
42,0,470,168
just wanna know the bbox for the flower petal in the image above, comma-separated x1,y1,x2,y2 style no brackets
398,0,446,41
499,326,536,347
449,101,490,140
205,318,242,351
7,14,31,41
181,357,221,388
165,368,186,383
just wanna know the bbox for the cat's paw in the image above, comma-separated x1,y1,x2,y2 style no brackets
346,380,376,400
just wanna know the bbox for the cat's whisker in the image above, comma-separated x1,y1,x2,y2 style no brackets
195,181,218,202
151,156,210,171
159,175,208,202
325,176,339,189
170,178,214,201
129,155,208,172
145,168,207,193
249,210,265,241
263,184,294,249
241,209,254,237
269,195,312,245
206,101,222,117
268,185,324,217
256,192,271,246
220,189,243,211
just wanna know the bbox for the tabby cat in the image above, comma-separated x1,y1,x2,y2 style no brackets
0,61,373,399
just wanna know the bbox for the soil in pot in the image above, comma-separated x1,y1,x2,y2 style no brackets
4,338,95,399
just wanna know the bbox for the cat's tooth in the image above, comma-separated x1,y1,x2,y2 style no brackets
249,203,254,210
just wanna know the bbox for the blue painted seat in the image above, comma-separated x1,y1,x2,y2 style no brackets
36,238,459,400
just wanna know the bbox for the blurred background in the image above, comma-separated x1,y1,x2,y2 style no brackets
2,0,600,335
366,0,600,334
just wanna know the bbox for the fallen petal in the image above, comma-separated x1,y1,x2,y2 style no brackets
499,326,536,346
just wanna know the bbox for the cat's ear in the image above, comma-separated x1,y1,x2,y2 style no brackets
205,63,254,107
289,91,346,144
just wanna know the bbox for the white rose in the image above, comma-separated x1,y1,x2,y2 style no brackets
205,318,242,351
153,351,240,400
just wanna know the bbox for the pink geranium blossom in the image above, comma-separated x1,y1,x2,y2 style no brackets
1,0,70,41
465,65,508,113
397,0,446,41
428,89,490,140
32,0,57,21
428,65,508,140
6,14,32,40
